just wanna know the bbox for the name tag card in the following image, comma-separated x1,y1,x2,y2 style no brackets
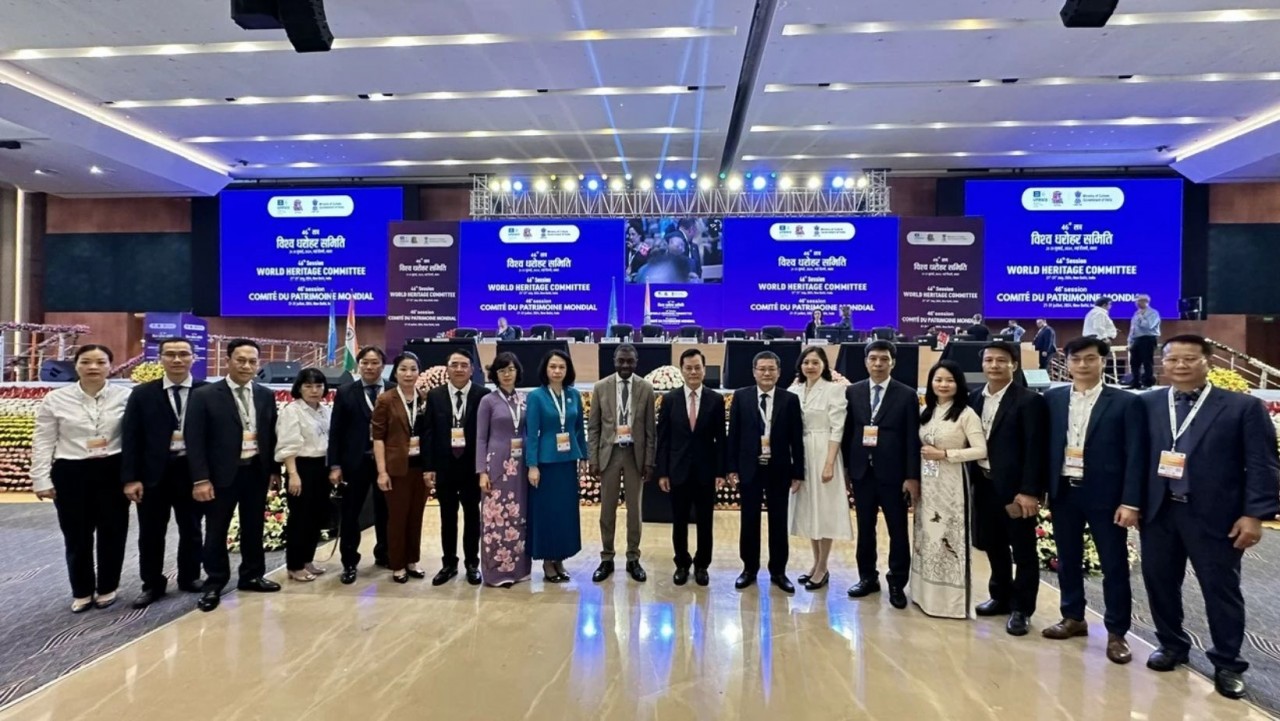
1065,447,1084,470
617,424,633,444
1158,450,1186,480
241,432,258,454
450,427,466,449
169,431,186,453
556,432,571,453
759,435,772,460
510,437,524,459
862,426,879,448
87,436,110,458
409,437,421,457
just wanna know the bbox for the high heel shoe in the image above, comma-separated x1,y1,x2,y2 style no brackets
804,572,830,591
543,563,567,584
554,561,570,580
392,572,409,584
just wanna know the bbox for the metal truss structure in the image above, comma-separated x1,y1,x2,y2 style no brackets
469,171,891,218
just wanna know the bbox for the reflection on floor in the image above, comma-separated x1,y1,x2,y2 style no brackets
0,508,1270,721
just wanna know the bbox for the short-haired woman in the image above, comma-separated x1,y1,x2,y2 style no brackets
474,352,532,587
31,345,132,612
275,367,332,582
525,349,588,583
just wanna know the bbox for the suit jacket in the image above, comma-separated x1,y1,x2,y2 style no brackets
186,380,279,488
121,378,208,488
525,386,588,467
841,378,921,486
725,386,805,486
1033,326,1057,355
966,324,991,341
422,383,489,474
655,386,725,487
371,387,425,477
326,379,393,473
588,374,656,472
1045,385,1147,509
1141,388,1280,530
968,382,1049,501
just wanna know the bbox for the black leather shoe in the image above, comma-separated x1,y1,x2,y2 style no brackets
1214,669,1247,700
432,567,458,586
771,575,795,594
592,561,615,583
374,559,390,569
177,579,204,593
888,586,907,609
847,579,881,598
735,571,756,590
237,578,281,593
465,565,482,586
133,587,166,609
392,573,409,584
975,598,1012,617
694,569,710,587
1006,611,1030,636
673,568,690,586
797,574,812,585
1146,648,1189,672
340,567,358,585
196,590,221,612
405,567,427,580
804,573,830,592
626,560,647,582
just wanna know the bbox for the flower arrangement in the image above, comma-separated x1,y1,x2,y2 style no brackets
416,365,449,392
1207,367,1251,393
645,365,684,391
1036,508,1139,575
130,361,165,384
227,488,289,553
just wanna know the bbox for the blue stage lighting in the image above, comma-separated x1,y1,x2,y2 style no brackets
831,176,846,189
587,178,600,191
752,175,767,191
662,178,675,191
675,178,688,190
512,180,524,192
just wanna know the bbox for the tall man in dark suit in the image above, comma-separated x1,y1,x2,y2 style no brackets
1042,337,1147,664
842,340,921,609
1139,334,1279,700
726,351,805,593
969,341,1049,636
327,346,392,585
187,339,281,612
965,314,991,341
121,337,207,608
656,348,725,587
423,350,489,586
1032,319,1056,370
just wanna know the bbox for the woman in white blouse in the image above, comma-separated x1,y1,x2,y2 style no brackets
275,368,333,582
787,346,852,592
31,345,132,612
912,360,987,619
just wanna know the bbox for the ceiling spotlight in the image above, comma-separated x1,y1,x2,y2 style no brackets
500,179,512,192
601,173,609,180
587,178,600,191
609,178,624,192
831,176,846,189
690,172,698,179
578,174,585,180
751,175,767,191
662,178,675,191
698,177,713,191
855,174,870,189
675,178,688,191
806,176,821,190
562,178,578,192
534,178,549,193
655,172,663,180
489,180,500,192
90,165,105,175
512,180,524,192
778,176,793,190
639,178,653,191
727,175,744,191
624,173,633,181
549,174,558,181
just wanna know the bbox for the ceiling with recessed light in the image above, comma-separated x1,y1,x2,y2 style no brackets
2,0,1280,196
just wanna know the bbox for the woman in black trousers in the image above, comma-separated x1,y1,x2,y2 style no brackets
31,345,132,612
275,368,334,582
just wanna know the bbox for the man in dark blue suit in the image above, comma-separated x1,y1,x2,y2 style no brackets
1032,319,1057,370
1140,334,1279,700
1041,337,1147,664
726,351,805,594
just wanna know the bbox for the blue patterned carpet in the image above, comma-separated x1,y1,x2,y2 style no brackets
0,503,285,708
1041,529,1280,717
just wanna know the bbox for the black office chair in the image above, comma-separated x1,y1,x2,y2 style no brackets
722,328,747,339
678,325,703,340
565,327,590,342
528,324,554,339
511,326,523,340
640,324,664,338
453,328,479,339
609,323,634,340
760,325,786,340
870,326,896,341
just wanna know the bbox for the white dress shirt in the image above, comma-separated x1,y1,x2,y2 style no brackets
30,382,132,492
1083,306,1117,341
977,382,1011,470
275,401,331,461
1063,381,1104,479
684,385,701,412
615,374,636,426
447,382,472,422
226,377,257,432
162,376,192,430
868,378,890,423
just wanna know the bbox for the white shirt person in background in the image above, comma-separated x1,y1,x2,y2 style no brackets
1082,296,1117,341
275,367,334,582
30,344,132,613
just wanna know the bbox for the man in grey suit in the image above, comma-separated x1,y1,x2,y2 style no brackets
589,344,656,582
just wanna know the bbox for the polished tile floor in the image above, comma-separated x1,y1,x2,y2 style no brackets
1,509,1270,721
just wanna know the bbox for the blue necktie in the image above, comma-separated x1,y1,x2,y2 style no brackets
872,384,882,421
365,385,378,407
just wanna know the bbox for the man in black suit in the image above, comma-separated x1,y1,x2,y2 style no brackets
969,340,1049,636
726,351,805,593
187,339,282,612
965,314,991,341
656,348,725,587
1139,334,1279,700
327,346,392,585
1042,337,1147,664
121,337,206,608
842,340,920,609
423,350,489,586
1032,319,1057,370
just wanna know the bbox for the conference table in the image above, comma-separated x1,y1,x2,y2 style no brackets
463,339,1040,388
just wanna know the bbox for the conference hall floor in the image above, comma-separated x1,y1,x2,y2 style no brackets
0,509,1269,721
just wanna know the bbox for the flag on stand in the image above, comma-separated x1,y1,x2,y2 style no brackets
342,297,359,373
325,301,338,365
607,277,619,333
643,282,652,325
